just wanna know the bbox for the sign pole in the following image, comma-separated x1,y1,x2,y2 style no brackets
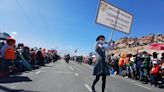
109,30,114,41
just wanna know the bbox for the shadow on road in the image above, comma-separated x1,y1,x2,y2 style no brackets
0,76,32,83
0,85,39,92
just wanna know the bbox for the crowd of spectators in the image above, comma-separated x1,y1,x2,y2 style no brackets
0,37,60,77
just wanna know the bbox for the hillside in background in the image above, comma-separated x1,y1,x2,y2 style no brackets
108,34,164,57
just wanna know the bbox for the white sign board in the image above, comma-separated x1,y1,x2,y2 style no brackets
96,0,133,34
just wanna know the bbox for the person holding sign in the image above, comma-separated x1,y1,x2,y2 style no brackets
92,35,110,92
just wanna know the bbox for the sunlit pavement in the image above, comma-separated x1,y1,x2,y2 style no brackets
0,60,163,92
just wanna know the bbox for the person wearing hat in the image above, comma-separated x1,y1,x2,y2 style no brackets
125,54,131,78
136,54,144,81
2,37,16,72
130,55,137,80
142,52,150,84
149,52,160,86
150,52,159,71
92,35,111,92
118,52,125,76
160,53,164,87
150,60,160,87
152,52,159,63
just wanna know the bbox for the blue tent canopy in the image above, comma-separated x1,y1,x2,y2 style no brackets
0,32,10,40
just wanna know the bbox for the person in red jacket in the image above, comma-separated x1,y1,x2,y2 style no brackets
150,61,160,87
118,52,125,76
2,37,16,72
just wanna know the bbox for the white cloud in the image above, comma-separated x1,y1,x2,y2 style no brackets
10,32,17,38
11,32,17,35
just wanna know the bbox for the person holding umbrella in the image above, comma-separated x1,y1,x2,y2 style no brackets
92,35,110,92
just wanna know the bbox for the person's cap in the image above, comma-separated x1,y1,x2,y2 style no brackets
6,37,16,44
153,52,158,55
142,51,147,54
96,35,105,41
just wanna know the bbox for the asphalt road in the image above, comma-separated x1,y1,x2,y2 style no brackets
0,60,164,92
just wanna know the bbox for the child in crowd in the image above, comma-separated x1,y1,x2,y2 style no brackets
150,60,160,87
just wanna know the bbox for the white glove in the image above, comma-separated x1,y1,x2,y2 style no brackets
98,44,103,48
103,44,109,49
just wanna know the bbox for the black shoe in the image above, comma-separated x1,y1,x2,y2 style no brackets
92,86,96,92
142,82,148,84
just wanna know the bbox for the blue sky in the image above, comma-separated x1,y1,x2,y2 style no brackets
0,0,164,55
